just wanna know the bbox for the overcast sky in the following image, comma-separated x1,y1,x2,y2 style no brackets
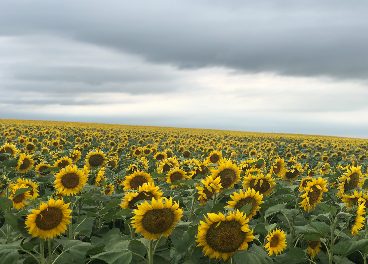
1,0,368,139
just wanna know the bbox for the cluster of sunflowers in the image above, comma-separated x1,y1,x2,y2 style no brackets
0,119,368,264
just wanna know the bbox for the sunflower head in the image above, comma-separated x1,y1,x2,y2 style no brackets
207,151,222,164
211,160,241,190
54,157,73,169
54,165,88,196
121,182,163,209
123,171,154,191
264,229,287,256
85,150,107,168
15,153,34,173
337,166,363,197
197,176,222,205
227,188,263,219
243,173,276,196
10,184,32,209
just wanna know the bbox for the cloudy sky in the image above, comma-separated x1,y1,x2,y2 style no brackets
1,0,368,139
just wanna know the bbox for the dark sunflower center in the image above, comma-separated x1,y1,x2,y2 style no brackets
166,151,173,158
250,179,270,194
128,191,155,209
38,165,50,175
273,163,281,174
52,141,58,146
134,150,141,155
344,173,360,192
349,197,359,206
57,160,70,168
19,158,31,170
35,207,63,231
156,154,164,160
108,160,117,169
61,173,80,189
205,220,246,253
5,147,14,156
285,169,300,180
170,172,183,183
13,193,25,203
308,185,321,204
302,179,312,188
130,175,148,189
183,151,190,158
88,154,104,167
210,154,220,163
162,164,171,172
308,240,319,249
26,144,35,151
202,188,214,201
141,208,175,234
270,235,280,247
218,169,237,189
234,197,256,212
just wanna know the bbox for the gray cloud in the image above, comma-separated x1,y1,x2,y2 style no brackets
1,0,368,80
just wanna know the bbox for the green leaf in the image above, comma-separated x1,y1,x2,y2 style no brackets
304,234,320,241
295,221,330,236
98,199,121,215
0,196,13,211
0,241,21,264
211,203,226,213
74,216,94,237
363,179,368,189
234,245,272,264
328,172,341,184
4,213,18,230
240,203,253,216
41,167,61,173
317,203,337,215
54,239,92,264
274,247,306,263
332,239,368,257
265,204,286,218
14,187,32,197
91,249,132,264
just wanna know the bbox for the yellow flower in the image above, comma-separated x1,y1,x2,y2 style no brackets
121,182,163,209
307,240,322,259
197,176,222,206
211,159,240,190
10,184,32,209
196,211,254,260
264,229,287,256
167,168,187,188
207,150,222,164
123,171,154,191
351,202,366,236
227,188,263,220
243,173,276,196
131,197,183,240
54,165,87,196
15,153,34,173
300,178,328,212
85,149,107,168
337,166,363,197
25,198,71,239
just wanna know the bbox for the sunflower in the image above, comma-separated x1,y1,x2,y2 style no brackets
95,167,107,186
307,240,322,259
351,202,366,236
102,184,114,195
300,178,328,212
243,173,276,196
10,184,32,209
54,165,87,196
133,147,143,157
283,163,303,181
157,158,179,174
34,163,51,177
123,171,154,191
25,142,36,153
121,183,163,209
107,157,119,170
211,160,241,190
70,150,81,163
341,190,363,210
0,143,17,161
196,211,254,261
321,155,329,162
167,168,187,188
13,178,39,200
207,150,222,164
54,157,73,169
271,158,286,178
190,160,211,179
249,149,257,157
299,177,313,192
227,188,263,219
85,150,107,168
126,164,138,174
337,166,363,197
264,229,287,256
197,176,222,206
25,198,72,239
131,197,183,240
15,153,34,173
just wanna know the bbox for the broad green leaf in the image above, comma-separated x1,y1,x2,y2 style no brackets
265,204,286,218
240,203,253,216
98,199,121,215
0,196,13,211
332,239,368,257
14,187,32,197
91,249,132,264
0,241,21,264
317,203,337,215
4,213,18,230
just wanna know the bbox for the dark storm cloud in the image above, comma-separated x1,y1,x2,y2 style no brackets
1,0,368,80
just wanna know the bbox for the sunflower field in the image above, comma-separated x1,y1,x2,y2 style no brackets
1,119,368,264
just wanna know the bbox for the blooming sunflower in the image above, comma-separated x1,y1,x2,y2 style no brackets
190,160,211,180
207,150,222,164
121,183,163,209
307,240,322,259
123,171,154,191
299,177,314,192
0,143,17,161
154,152,167,161
341,190,363,210
12,178,39,200
227,188,263,219
15,153,34,173
70,149,81,163
133,147,143,157
10,184,32,209
196,211,254,261
25,142,36,153
54,157,73,169
35,163,52,177
271,158,286,178
264,229,287,256
95,167,107,186
25,198,72,239
300,178,328,212
211,160,241,190
131,197,183,240
85,150,107,168
54,165,87,196
351,202,366,236
107,157,119,170
102,184,114,195
337,166,363,197
167,168,187,188
157,158,179,174
243,173,276,196
197,176,222,206
283,163,303,181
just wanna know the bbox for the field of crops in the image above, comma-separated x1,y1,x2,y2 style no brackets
1,119,368,264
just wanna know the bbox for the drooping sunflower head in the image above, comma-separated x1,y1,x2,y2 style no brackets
121,182,163,209
94,167,107,186
243,173,276,196
54,165,88,196
351,202,366,236
10,184,32,209
211,159,241,190
341,190,363,210
307,240,322,259
271,158,286,178
196,211,254,260
85,150,107,168
157,158,179,174
337,166,363,197
283,163,303,181
190,160,211,179
131,197,183,240
102,184,114,195
299,177,313,192
300,178,328,212
207,150,222,164
264,228,287,256
70,150,81,163
197,176,222,206
15,153,34,173
0,143,17,161
227,188,264,219
123,171,154,191
25,198,72,239
107,157,119,170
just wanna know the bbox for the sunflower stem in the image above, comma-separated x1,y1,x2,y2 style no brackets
188,195,195,222
212,193,216,209
40,239,45,264
47,238,52,264
148,240,154,264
